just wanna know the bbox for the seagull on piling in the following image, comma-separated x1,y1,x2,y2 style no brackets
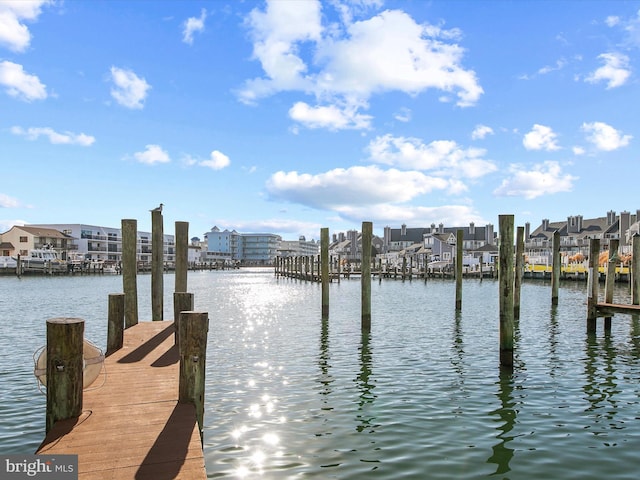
150,203,163,212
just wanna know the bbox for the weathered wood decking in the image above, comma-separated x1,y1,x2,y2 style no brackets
37,321,206,480
596,302,640,316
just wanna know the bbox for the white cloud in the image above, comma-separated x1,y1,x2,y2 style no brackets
333,203,483,227
493,161,577,199
11,126,95,146
288,101,372,130
133,145,170,165
109,66,151,109
0,0,52,52
367,134,497,179
585,52,630,89
0,193,21,208
572,146,586,155
605,16,620,27
240,2,482,129
0,61,47,101
266,165,450,209
471,124,493,140
183,8,206,45
581,121,632,151
200,150,230,170
537,58,566,75
522,124,560,151
393,107,411,122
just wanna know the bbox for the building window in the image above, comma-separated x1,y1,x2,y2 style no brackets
19,236,27,242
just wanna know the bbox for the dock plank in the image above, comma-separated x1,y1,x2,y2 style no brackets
596,302,640,316
36,321,206,480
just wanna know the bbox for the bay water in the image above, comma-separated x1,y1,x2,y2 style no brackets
1,269,639,479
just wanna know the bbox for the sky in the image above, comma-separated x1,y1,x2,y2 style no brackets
1,0,639,242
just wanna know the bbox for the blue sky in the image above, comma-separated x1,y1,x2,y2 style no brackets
1,0,639,241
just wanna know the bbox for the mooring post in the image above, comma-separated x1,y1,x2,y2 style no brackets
175,221,189,294
45,318,84,434
178,311,209,442
151,209,164,321
551,230,561,305
121,219,138,328
514,226,524,319
455,229,463,311
107,293,125,356
604,238,619,331
361,222,372,332
587,238,600,333
633,234,640,305
321,228,329,318
498,215,514,368
174,292,194,345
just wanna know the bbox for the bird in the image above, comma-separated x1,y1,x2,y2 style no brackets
150,203,163,212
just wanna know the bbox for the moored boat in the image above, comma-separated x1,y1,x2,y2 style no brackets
15,245,67,273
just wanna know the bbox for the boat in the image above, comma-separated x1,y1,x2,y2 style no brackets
15,245,67,273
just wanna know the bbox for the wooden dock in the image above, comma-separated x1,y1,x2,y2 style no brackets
36,321,207,480
596,302,640,316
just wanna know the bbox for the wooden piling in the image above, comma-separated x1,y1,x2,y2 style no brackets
174,292,194,345
633,234,640,305
121,219,138,328
151,209,164,321
587,238,600,333
46,318,84,433
455,229,463,310
361,222,372,332
604,238,619,331
178,311,209,441
551,230,561,305
175,221,189,293
107,293,125,356
498,215,514,368
321,228,329,318
514,226,524,319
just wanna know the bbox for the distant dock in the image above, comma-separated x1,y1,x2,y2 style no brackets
36,321,206,480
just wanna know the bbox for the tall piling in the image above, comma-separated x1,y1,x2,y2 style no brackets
633,233,640,305
551,230,561,305
514,226,524,319
498,215,514,368
455,229,463,310
175,221,189,293
107,293,125,356
45,318,84,433
361,222,372,332
604,238,619,331
151,208,163,321
587,238,600,333
121,219,138,328
321,228,329,318
178,311,209,441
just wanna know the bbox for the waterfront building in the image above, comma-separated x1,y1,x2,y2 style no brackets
525,210,640,263
203,226,282,266
9,223,175,265
278,236,320,257
0,225,74,258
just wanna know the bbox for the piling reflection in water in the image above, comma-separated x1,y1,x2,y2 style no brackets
486,371,517,476
355,332,377,434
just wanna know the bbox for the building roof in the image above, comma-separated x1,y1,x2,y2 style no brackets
9,225,73,239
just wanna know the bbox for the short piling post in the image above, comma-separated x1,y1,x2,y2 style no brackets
321,228,329,318
174,292,194,344
498,215,514,368
361,222,372,332
455,229,463,310
632,233,640,305
514,226,524,319
151,208,164,320
121,219,138,328
604,238,619,331
175,221,189,293
45,318,84,434
178,311,209,442
551,230,561,305
107,293,125,356
587,238,600,333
